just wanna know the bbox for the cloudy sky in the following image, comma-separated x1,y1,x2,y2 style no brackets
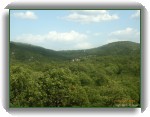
10,10,140,50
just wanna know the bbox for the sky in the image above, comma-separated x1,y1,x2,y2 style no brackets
10,10,140,50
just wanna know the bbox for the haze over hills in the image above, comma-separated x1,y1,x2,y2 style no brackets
10,41,140,62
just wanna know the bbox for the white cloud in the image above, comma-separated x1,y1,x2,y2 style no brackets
108,27,140,43
13,11,38,20
15,30,88,47
131,10,140,19
63,10,119,23
14,30,95,50
15,30,87,43
46,30,87,41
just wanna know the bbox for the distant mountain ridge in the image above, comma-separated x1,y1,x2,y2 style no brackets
10,41,140,62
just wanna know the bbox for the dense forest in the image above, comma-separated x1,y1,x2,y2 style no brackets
10,41,140,107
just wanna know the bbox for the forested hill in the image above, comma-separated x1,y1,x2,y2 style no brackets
59,41,140,59
10,41,140,107
10,42,66,62
10,41,140,62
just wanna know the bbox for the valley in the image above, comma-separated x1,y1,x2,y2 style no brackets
10,41,140,107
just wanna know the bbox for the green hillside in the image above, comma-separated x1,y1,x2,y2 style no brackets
10,42,67,62
10,41,140,107
10,41,140,62
59,41,140,59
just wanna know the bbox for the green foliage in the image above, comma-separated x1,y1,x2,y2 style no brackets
10,41,140,107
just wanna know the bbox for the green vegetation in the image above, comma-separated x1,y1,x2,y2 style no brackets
10,41,140,107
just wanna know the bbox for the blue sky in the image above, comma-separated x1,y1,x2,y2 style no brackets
10,10,140,50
